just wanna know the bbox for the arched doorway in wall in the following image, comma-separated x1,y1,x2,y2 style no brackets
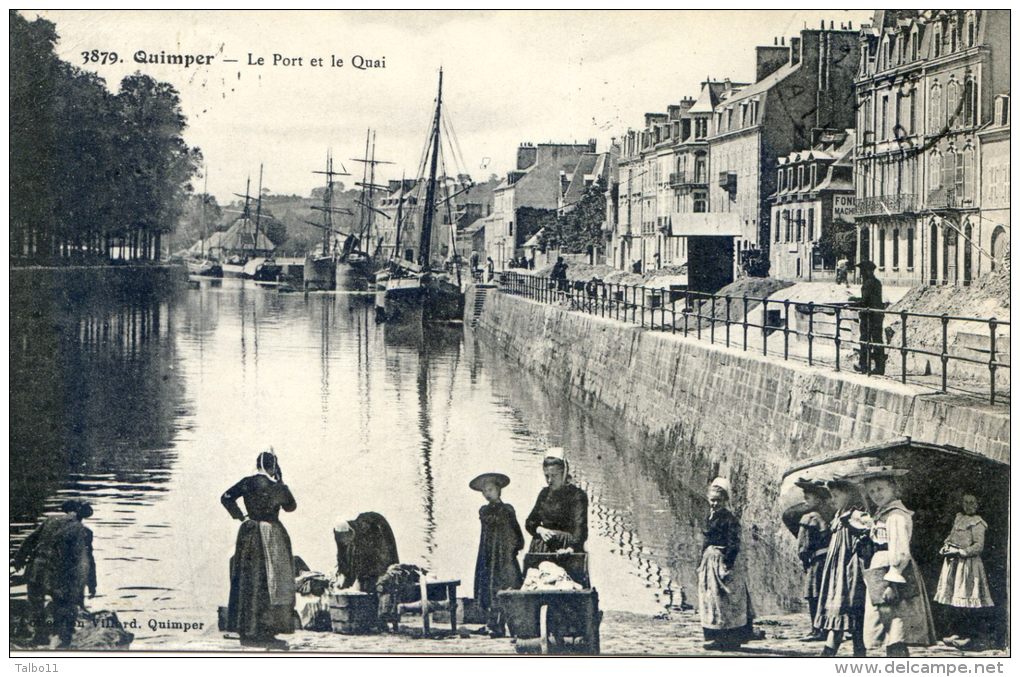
943,222,958,285
929,220,939,285
990,225,1008,271
962,218,973,285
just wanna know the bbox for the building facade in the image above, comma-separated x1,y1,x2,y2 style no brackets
770,129,856,280
978,94,1010,271
707,25,861,271
486,141,595,269
609,23,861,279
854,9,1009,286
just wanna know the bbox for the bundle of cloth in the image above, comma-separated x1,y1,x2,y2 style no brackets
376,563,428,627
521,561,583,592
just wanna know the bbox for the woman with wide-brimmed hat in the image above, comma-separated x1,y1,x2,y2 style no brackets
848,462,935,656
469,472,524,637
815,475,870,657
524,448,588,554
697,477,756,651
221,449,297,647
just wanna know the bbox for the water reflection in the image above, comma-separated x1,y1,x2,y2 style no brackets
11,278,791,646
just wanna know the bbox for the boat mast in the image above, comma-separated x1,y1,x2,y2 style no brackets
323,153,333,256
418,68,443,269
394,172,405,261
367,130,377,257
200,168,207,259
253,163,264,258
311,154,352,256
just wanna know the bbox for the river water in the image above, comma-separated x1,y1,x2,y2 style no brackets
10,279,715,644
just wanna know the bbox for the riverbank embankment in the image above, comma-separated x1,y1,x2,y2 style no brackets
466,286,1009,614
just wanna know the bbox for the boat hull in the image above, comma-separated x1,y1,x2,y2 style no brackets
336,256,376,291
304,254,335,291
186,259,222,277
377,273,464,324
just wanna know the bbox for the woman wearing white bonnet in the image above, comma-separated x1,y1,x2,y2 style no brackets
523,447,589,554
697,476,756,650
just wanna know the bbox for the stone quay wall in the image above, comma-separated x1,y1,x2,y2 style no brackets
466,286,1010,612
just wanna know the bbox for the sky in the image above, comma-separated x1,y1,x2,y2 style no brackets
30,10,873,203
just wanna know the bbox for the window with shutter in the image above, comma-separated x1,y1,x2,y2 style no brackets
930,151,942,190
943,150,955,192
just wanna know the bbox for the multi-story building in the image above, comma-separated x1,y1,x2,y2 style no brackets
979,93,1010,271
610,23,861,282
708,25,861,271
769,129,856,279
485,141,595,269
854,10,1009,286
612,84,737,274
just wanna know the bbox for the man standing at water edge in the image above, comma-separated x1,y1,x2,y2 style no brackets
11,500,97,647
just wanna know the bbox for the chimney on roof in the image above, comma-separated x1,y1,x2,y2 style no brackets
781,36,785,45
517,143,538,171
830,20,834,30
588,138,597,152
849,21,853,30
756,43,791,82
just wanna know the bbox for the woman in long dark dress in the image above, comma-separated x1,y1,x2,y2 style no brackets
221,450,297,646
524,448,588,554
333,512,399,592
698,477,755,651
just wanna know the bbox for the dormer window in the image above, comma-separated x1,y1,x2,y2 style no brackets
933,25,943,58
910,28,920,60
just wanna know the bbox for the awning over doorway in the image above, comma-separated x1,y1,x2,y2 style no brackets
669,212,743,237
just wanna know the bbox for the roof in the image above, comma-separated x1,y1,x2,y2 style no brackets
561,153,602,208
688,81,723,114
523,228,544,248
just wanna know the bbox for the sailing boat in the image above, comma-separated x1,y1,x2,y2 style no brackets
302,152,351,291
186,169,223,277
344,129,394,287
376,69,470,324
221,165,282,281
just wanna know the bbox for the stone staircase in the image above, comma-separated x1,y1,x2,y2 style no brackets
470,285,494,328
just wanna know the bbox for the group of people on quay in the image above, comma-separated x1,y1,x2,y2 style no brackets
216,446,589,647
10,447,997,655
783,462,995,656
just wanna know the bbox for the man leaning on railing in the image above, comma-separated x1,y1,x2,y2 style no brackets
850,260,886,375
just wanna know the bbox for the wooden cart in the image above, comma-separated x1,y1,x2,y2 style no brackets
497,553,601,654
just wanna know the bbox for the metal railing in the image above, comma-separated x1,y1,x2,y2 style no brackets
669,171,708,188
496,271,1010,405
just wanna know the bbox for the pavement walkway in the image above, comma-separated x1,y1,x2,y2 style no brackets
121,609,1006,657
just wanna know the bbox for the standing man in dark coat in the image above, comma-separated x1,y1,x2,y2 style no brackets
470,472,524,637
854,260,886,375
333,512,400,592
12,500,96,647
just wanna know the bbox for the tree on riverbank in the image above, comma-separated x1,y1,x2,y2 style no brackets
10,11,201,265
538,178,606,257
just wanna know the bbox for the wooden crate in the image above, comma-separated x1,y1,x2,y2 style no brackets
328,592,378,634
